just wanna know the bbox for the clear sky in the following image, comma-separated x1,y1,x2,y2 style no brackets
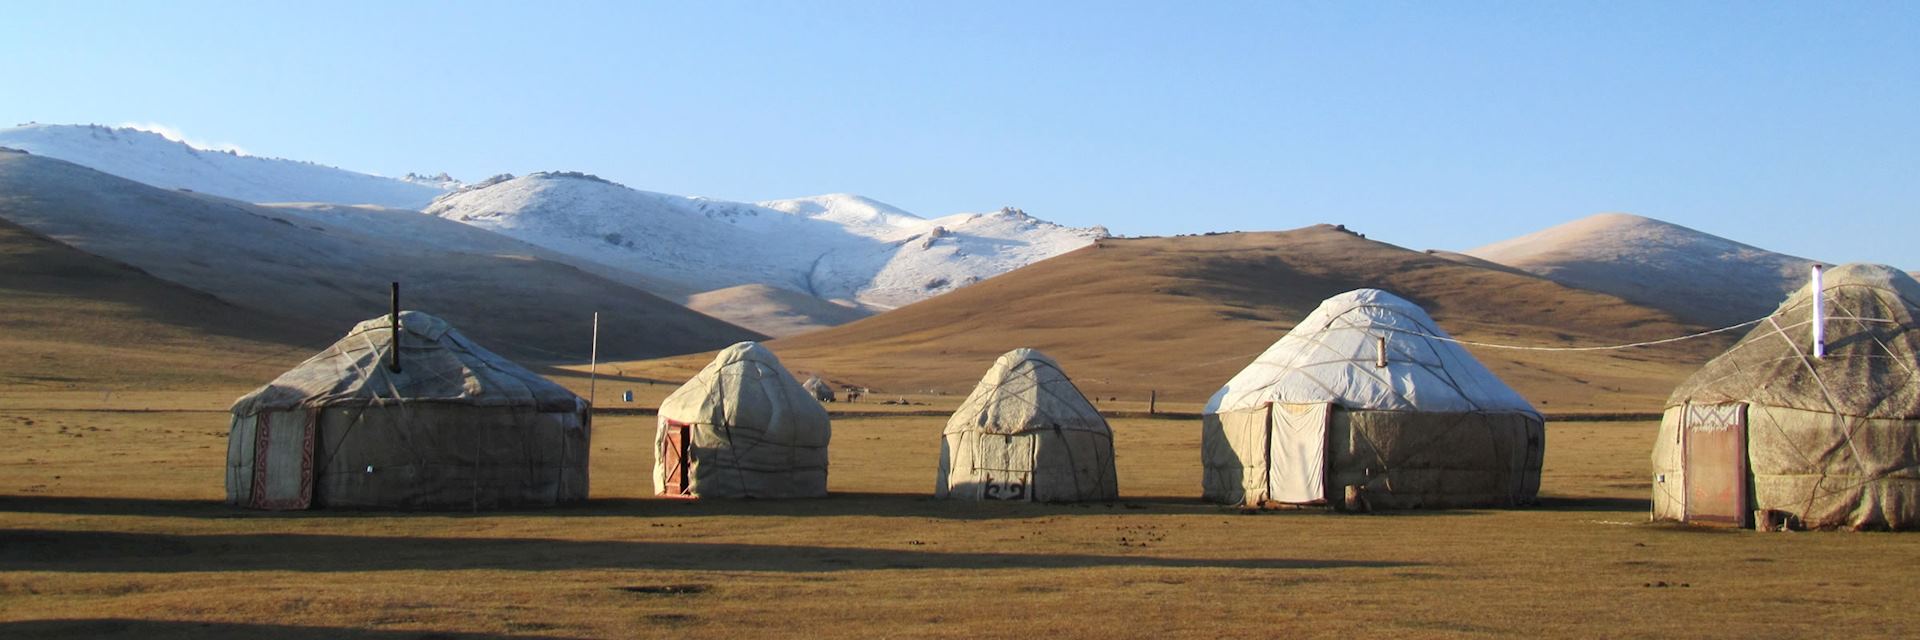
4,1,1915,266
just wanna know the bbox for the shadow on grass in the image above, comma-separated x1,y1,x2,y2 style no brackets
0,493,1506,521
1534,496,1650,512
0,619,564,640
0,528,1417,574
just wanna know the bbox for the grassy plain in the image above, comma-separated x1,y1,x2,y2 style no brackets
3,393,1916,639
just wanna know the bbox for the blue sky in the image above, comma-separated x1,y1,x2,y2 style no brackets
4,1,1915,265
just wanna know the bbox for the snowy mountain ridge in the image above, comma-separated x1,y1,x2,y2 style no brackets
0,123,451,209
425,173,1107,309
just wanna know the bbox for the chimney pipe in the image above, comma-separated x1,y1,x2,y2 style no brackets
1811,265,1825,360
388,282,402,373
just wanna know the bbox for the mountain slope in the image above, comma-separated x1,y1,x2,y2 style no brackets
617,225,1727,413
0,149,759,363
1466,213,1819,327
685,284,873,337
0,216,333,388
424,174,1106,309
0,124,447,208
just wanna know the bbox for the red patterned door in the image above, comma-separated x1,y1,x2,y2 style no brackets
1683,403,1750,527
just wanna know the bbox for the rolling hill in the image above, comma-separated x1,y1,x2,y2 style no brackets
0,124,449,208
0,149,759,365
0,215,331,389
1466,213,1819,327
616,225,1729,413
684,284,873,337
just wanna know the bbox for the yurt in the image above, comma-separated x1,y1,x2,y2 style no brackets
226,311,590,510
937,348,1118,502
1202,289,1544,509
802,375,836,402
654,342,831,498
1654,264,1920,530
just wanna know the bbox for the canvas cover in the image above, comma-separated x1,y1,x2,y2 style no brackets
226,311,591,510
938,348,1118,502
232,311,584,415
1206,289,1540,416
654,342,831,498
1656,264,1920,529
1203,289,1544,508
802,376,836,402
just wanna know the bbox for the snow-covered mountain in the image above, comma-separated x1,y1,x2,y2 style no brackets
0,148,759,360
0,123,449,208
1466,213,1821,327
424,173,1108,309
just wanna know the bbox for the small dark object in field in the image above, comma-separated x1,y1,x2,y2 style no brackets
615,584,710,595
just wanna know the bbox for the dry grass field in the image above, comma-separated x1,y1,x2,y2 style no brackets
4,385,1918,638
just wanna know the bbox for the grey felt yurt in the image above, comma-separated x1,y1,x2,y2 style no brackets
1654,264,1920,530
802,375,836,402
226,311,590,510
1203,289,1544,509
937,348,1118,502
654,342,831,499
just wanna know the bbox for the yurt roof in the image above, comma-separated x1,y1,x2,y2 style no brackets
947,348,1109,435
658,341,830,427
1667,263,1920,419
231,311,583,415
1205,289,1539,417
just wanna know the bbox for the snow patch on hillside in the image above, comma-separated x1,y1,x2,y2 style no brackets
426,175,1105,308
0,123,449,209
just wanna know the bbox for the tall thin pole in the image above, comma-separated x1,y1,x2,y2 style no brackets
388,282,401,373
588,312,600,406
1811,264,1826,360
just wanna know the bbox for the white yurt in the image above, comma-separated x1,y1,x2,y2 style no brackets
1202,289,1544,509
227,311,590,510
802,375,836,402
937,348,1118,502
654,342,831,499
1655,264,1920,530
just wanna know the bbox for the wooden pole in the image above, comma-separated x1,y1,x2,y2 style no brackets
387,282,401,373
588,312,600,406
1149,390,1157,415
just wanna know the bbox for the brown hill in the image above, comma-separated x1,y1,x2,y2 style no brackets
0,149,760,366
1467,213,1818,327
685,283,873,337
616,225,1728,413
0,217,329,389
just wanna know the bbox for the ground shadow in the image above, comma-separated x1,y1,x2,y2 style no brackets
1534,496,1650,512
0,493,1503,521
0,493,1242,521
0,619,571,640
0,529,1417,574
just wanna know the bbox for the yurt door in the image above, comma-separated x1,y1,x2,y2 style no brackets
1682,403,1750,527
978,433,1035,501
660,421,693,497
248,410,315,510
1268,403,1332,504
